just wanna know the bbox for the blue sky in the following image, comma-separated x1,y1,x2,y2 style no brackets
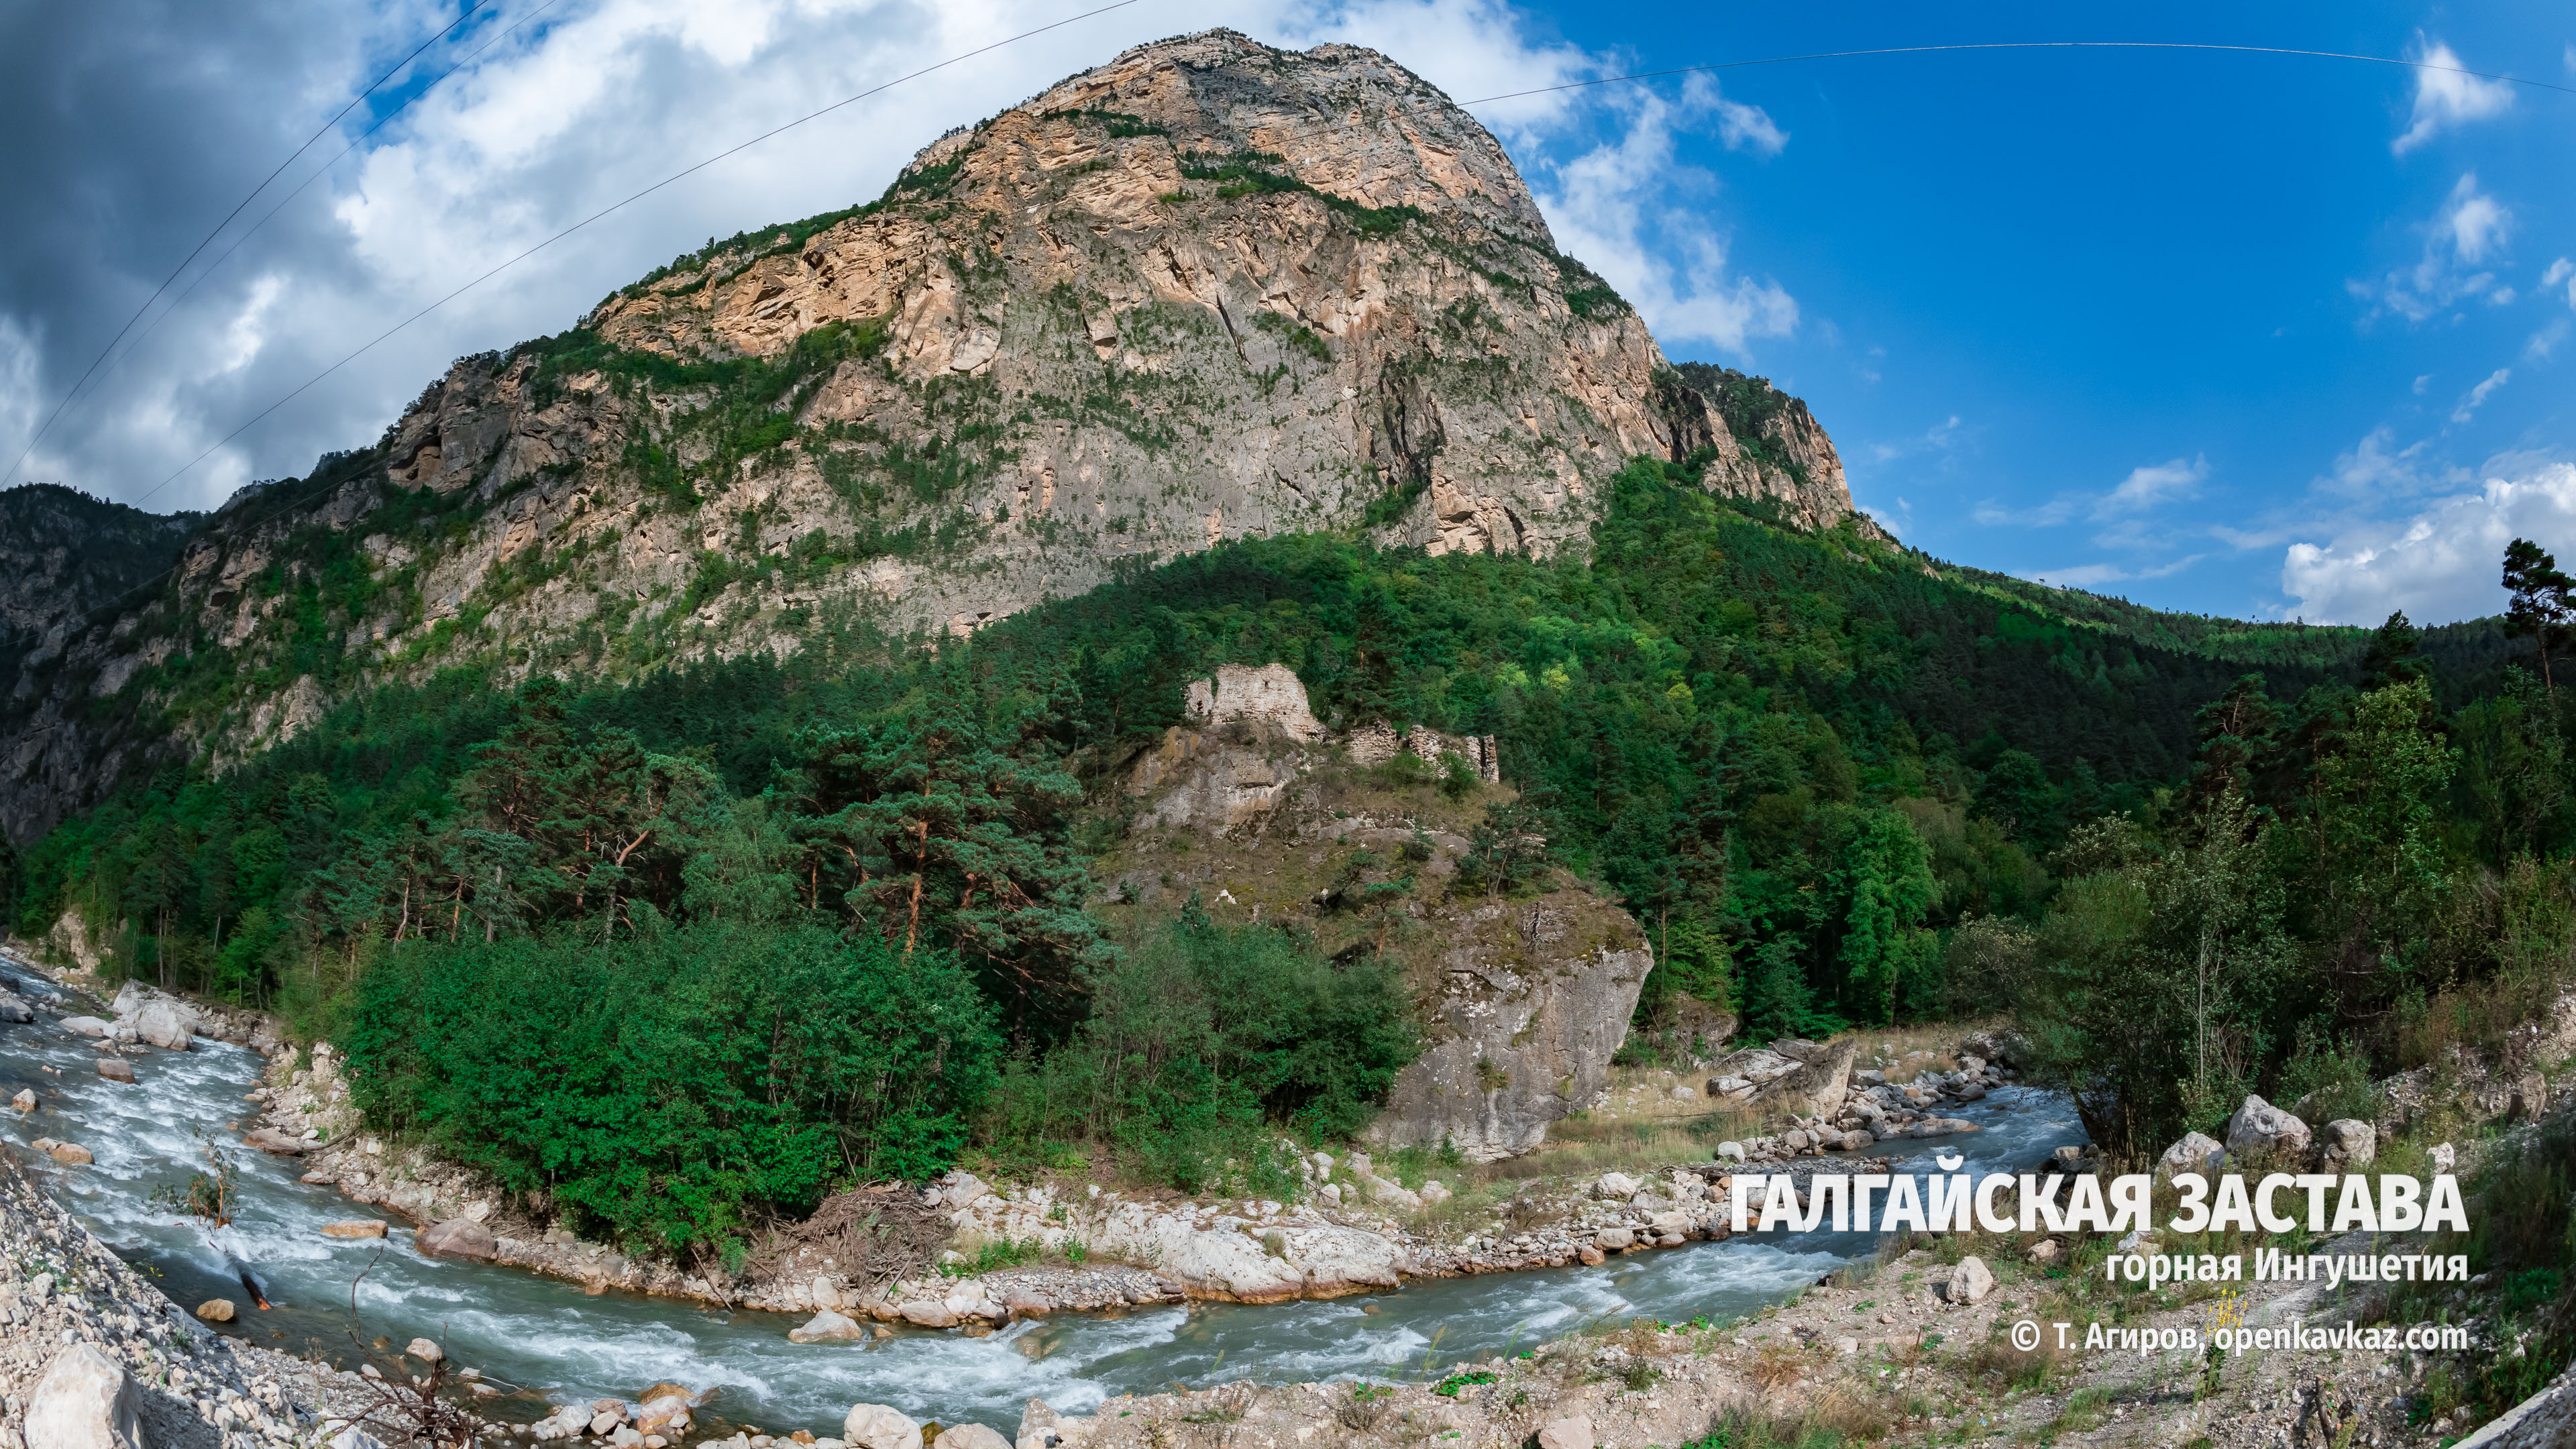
2,0,2568,625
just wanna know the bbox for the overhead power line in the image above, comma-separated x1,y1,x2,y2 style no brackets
1454,40,2576,107
3,0,504,489
62,0,574,443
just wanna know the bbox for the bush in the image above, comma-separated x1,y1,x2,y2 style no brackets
345,920,1000,1252
985,912,1421,1190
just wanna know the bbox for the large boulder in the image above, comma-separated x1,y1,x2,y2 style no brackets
131,998,197,1050
24,1343,146,1449
0,988,34,1023
417,1218,498,1262
933,1428,1013,1449
2224,1095,2311,1161
1536,1417,1593,1449
1368,900,1654,1161
243,1128,309,1155
94,1059,136,1084
844,1404,922,1449
1752,1038,1858,1120
60,1016,109,1038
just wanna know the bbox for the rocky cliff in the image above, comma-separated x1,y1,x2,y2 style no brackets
1102,662,1652,1161
0,29,1874,844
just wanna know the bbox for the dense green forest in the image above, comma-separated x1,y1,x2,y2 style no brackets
12,451,2573,1254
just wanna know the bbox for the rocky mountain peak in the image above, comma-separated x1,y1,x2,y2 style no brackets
1,31,1875,844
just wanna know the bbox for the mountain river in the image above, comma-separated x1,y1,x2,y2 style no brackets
0,958,2082,1434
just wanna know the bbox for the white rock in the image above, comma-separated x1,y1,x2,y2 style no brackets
60,1016,109,1038
25,1344,146,1449
2156,1131,2223,1179
132,998,197,1051
932,1428,1012,1449
1594,1172,1640,1199
1943,1255,1995,1304
2316,1119,2376,1167
1317,1183,1342,1207
1715,1141,1747,1162
2222,1094,2310,1161
1536,1417,1593,1449
332,1430,390,1449
2430,1142,2457,1174
844,1404,923,1449
791,1309,867,1344
812,1275,844,1311
407,1337,443,1364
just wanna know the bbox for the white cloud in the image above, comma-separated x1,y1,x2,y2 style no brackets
2098,455,2207,515
2548,257,2576,308
2451,368,2510,423
2354,173,2512,322
2531,319,2573,362
2392,40,2515,155
1531,85,1796,352
1,0,1623,506
1713,95,1786,157
2318,425,2469,500
2283,459,2576,624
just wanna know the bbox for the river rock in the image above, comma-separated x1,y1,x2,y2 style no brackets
38,1138,93,1165
95,1058,136,1084
407,1337,443,1363
1943,1256,1995,1304
133,998,197,1050
60,1015,108,1037
244,1128,309,1155
1536,1417,1593,1449
11,1087,34,1111
0,988,32,1022
1594,1172,1640,1199
2224,1094,2310,1161
933,1427,1012,1449
844,1403,922,1449
197,1298,237,1322
1594,1227,1634,1251
2157,1131,2222,1178
418,1218,499,1261
25,1342,148,1449
791,1309,868,1343
899,1299,961,1329
1715,1140,1746,1162
322,1219,389,1238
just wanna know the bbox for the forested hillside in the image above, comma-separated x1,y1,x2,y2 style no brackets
18,446,2569,1236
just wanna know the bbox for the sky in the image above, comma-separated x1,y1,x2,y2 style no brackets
0,0,2569,627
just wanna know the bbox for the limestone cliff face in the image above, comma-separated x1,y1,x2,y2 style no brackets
1104,662,1648,1161
0,29,1874,843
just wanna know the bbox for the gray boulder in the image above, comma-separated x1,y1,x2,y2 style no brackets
25,1343,146,1449
2224,1094,2311,1161
2314,1119,2376,1168
0,988,33,1023
60,1016,108,1038
417,1218,498,1262
132,998,196,1051
2157,1131,2223,1178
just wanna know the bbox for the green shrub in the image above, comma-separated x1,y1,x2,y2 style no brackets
984,912,1420,1190
345,920,1000,1252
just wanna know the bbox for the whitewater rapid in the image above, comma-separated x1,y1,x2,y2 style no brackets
0,958,2081,1434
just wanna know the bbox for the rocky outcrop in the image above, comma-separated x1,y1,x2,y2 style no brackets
0,30,1870,845
1109,663,1648,1159
1370,897,1650,1161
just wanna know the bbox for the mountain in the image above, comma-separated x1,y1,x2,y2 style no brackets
0,29,1872,845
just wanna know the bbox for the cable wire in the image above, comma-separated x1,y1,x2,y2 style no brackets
64,0,572,437
3,0,506,488
1455,40,2576,107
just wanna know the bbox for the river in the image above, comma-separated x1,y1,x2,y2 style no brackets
0,959,2082,1435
